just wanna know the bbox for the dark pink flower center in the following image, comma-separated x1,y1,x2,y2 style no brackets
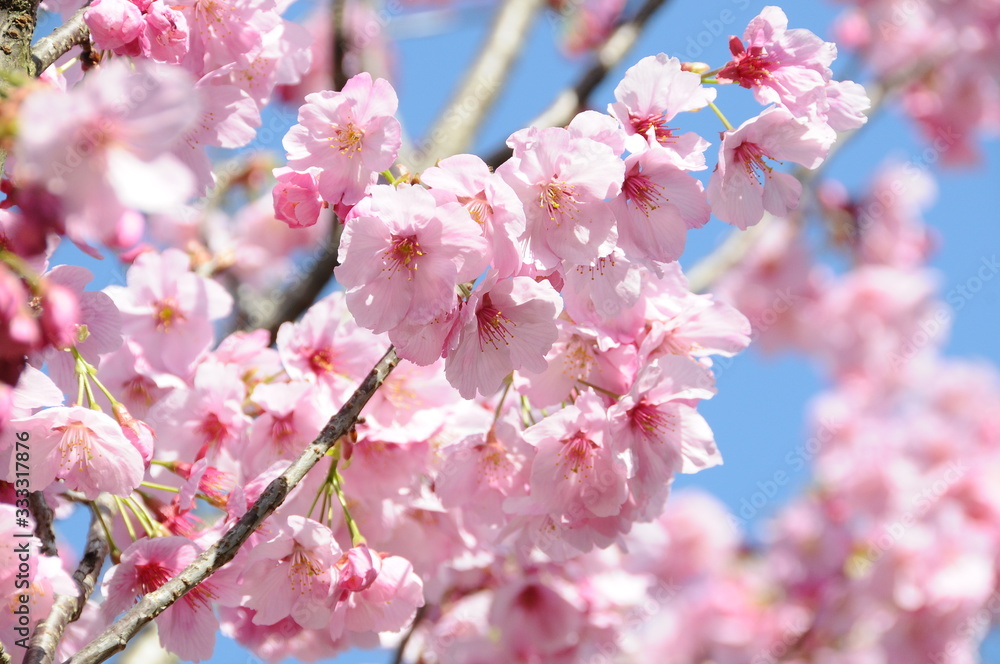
382,235,423,279
623,171,666,217
309,348,337,374
153,297,185,331
630,401,677,442
629,112,675,144
516,584,543,609
195,412,232,460
719,37,777,88
559,432,597,474
476,294,516,351
134,561,173,597
734,141,775,185
124,376,156,408
270,413,297,451
197,466,234,503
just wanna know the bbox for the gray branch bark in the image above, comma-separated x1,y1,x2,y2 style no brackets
0,0,41,173
0,0,40,84
28,6,88,77
28,491,58,557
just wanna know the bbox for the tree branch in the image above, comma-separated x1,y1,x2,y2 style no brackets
331,0,348,91
391,604,426,664
484,0,673,168
0,640,12,664
0,0,40,85
25,494,115,664
28,5,89,77
115,626,178,664
0,0,42,173
236,215,343,343
407,0,547,170
66,346,401,664
29,491,58,557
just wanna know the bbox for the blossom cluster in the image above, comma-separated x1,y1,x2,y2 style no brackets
833,0,1000,164
0,3,948,663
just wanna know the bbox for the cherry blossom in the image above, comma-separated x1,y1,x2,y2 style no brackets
240,516,342,629
9,406,144,498
335,184,488,334
497,126,624,269
707,106,833,229
4,3,994,663
609,54,715,166
103,537,236,661
443,272,561,399
283,73,401,206
105,248,232,376
611,149,710,267
15,60,199,249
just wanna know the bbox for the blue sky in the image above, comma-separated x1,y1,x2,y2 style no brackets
36,0,1000,661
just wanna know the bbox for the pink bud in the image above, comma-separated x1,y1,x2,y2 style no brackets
112,402,156,465
337,544,382,592
273,168,324,228
85,0,145,52
38,282,80,350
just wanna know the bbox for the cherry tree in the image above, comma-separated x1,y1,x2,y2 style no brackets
1,0,999,663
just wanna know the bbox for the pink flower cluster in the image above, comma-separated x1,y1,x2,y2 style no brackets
833,0,1000,164
0,4,906,663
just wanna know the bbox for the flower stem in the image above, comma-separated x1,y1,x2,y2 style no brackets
577,379,622,400
114,496,138,542
492,375,513,423
91,499,121,562
708,101,735,131
332,470,365,546
140,481,180,494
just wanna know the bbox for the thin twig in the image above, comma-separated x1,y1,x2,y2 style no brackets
407,0,547,170
29,6,89,77
28,491,58,557
484,0,673,168
66,346,401,664
25,494,115,664
331,0,348,91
